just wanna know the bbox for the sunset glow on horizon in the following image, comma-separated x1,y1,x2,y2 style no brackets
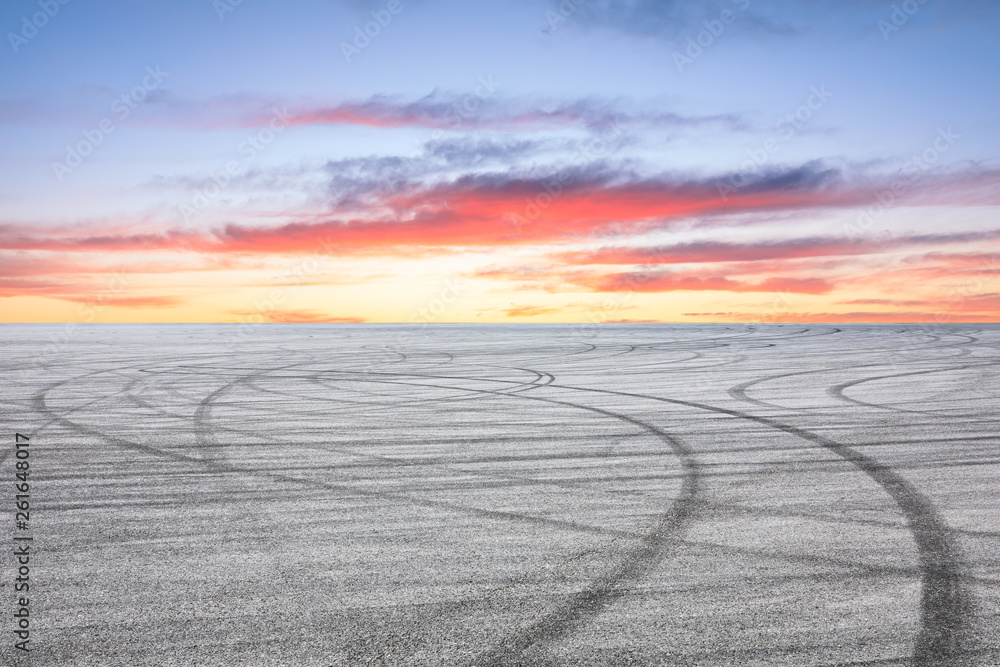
2,0,999,324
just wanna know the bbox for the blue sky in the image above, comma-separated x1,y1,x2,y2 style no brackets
2,0,999,323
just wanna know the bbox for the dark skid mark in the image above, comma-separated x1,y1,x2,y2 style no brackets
305,370,703,665
827,362,1000,418
728,363,883,409
551,382,970,666
464,395,701,666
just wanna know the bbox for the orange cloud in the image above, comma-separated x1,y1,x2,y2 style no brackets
0,169,873,256
579,271,835,294
253,96,739,133
230,309,364,323
502,304,562,317
604,319,661,323
6,164,998,263
91,296,182,308
684,311,996,323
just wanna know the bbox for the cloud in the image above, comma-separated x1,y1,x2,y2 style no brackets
545,0,1000,43
274,93,742,133
0,278,76,298
543,0,797,40
92,296,182,308
838,298,930,307
905,251,1000,271
685,291,1000,322
0,253,238,278
10,89,739,134
422,137,545,167
582,271,835,294
230,309,365,323
502,304,562,317
473,263,837,295
684,310,996,323
603,318,661,323
0,276,183,309
6,162,996,261
556,230,1000,266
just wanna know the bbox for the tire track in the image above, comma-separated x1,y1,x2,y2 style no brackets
544,382,971,666
117,361,703,665
827,362,1000,417
29,358,695,546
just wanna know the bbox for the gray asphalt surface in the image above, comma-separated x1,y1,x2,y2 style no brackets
1,323,998,666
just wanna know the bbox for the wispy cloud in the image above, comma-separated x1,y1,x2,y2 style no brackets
1,90,743,134
502,304,562,317
543,0,797,40
5,163,996,258
229,309,365,323
556,230,1000,266
578,271,835,294
253,93,744,133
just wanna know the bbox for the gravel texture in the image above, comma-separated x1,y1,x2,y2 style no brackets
1,323,998,666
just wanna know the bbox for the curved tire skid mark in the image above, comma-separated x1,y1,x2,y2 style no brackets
499,367,555,394
303,364,554,410
130,364,562,456
729,364,883,410
331,375,702,666
27,359,197,437
464,419,698,664
568,342,597,356
827,362,1000,417
548,382,971,666
30,361,666,542
606,349,704,374
221,366,701,664
178,365,580,489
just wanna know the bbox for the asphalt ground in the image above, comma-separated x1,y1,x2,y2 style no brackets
1,323,998,665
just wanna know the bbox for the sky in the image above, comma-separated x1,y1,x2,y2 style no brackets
1,0,999,324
